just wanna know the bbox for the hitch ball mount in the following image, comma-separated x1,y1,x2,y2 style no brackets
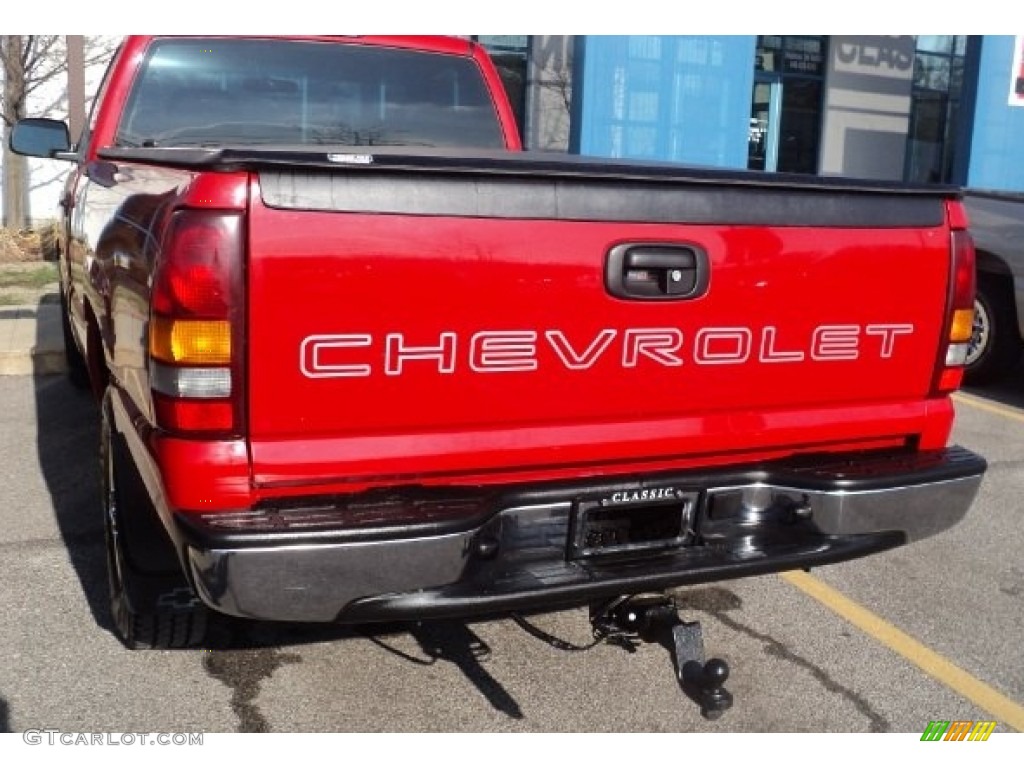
590,594,734,720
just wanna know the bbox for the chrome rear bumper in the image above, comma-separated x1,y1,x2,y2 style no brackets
183,446,985,623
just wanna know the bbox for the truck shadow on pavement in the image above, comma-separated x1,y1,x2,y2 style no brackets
964,358,1024,410
0,695,10,732
201,616,524,726
33,375,110,632
376,621,523,720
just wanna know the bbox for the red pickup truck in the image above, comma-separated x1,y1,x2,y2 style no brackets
13,36,985,671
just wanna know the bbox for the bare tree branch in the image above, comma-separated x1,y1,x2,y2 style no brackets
29,168,68,192
2,35,118,226
21,35,48,76
19,35,34,71
38,90,67,116
2,35,119,227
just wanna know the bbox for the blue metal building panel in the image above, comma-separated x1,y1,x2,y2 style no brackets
967,36,1024,192
575,36,756,168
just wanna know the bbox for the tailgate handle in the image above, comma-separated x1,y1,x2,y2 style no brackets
606,243,709,300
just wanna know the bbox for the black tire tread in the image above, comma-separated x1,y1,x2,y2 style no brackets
103,391,210,650
119,602,209,650
60,290,90,390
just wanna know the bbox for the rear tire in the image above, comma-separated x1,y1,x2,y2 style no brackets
60,290,89,390
965,274,1022,385
101,391,208,649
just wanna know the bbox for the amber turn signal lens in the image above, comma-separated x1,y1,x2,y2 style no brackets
150,316,231,365
949,308,974,344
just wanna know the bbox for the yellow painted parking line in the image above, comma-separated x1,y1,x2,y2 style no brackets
952,392,1024,424
781,570,1024,732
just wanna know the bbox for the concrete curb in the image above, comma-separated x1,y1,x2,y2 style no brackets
0,349,67,376
0,304,67,376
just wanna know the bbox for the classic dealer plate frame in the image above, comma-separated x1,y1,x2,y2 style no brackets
569,486,699,560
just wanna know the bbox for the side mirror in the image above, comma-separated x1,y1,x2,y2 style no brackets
10,118,73,160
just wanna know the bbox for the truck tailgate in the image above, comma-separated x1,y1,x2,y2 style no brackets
245,162,952,489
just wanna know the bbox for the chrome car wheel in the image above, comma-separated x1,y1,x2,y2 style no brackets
965,296,989,368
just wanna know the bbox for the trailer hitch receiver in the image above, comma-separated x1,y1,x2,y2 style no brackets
591,594,734,719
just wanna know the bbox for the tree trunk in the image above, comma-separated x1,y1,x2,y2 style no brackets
2,35,30,229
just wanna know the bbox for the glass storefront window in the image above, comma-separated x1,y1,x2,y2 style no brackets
783,38,824,76
951,57,965,94
905,35,968,184
778,79,822,174
916,36,958,55
749,36,826,174
914,53,951,91
748,80,775,171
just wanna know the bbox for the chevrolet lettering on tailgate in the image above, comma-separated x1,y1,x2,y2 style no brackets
299,324,916,378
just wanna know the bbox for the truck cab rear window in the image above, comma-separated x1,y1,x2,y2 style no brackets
116,39,505,149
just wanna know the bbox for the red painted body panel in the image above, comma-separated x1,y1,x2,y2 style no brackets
244,189,954,493
150,436,252,510
150,399,953,510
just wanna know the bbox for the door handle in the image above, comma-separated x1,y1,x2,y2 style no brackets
606,243,709,300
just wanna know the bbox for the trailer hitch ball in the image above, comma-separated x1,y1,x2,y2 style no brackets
704,657,729,689
687,657,733,720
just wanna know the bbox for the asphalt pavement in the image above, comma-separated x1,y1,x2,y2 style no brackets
0,371,1021,733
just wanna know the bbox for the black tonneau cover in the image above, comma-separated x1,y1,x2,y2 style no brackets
99,146,956,228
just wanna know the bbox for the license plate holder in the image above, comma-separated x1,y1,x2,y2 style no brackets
569,487,699,560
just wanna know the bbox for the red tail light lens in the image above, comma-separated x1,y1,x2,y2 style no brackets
153,395,235,433
949,230,976,314
149,210,244,436
932,202,975,396
152,212,241,317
